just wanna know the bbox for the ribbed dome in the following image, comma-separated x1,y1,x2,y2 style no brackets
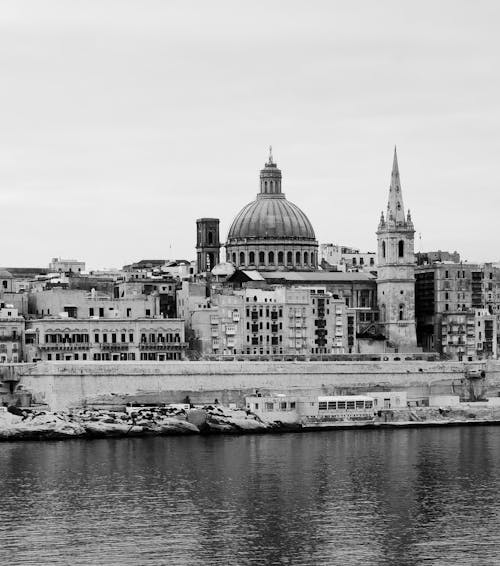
227,194,316,241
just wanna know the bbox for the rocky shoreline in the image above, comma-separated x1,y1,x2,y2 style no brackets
2,403,500,441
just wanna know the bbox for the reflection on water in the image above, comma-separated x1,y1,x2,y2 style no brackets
1,428,500,565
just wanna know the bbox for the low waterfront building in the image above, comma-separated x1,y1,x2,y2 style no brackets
24,316,186,362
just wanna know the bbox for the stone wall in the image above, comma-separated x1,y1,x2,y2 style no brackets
8,360,500,411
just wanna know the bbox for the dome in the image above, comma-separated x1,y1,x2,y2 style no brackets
227,195,316,241
0,269,12,278
225,150,319,272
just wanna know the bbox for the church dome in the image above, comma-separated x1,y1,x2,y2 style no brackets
227,194,316,241
225,150,318,271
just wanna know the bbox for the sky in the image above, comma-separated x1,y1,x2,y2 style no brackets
1,0,499,270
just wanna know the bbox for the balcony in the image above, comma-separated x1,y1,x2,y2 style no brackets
39,343,91,351
0,335,20,342
210,316,219,325
101,343,129,351
225,325,236,335
211,328,219,337
232,312,240,322
139,342,187,350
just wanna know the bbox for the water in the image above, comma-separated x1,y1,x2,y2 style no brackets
1,428,500,565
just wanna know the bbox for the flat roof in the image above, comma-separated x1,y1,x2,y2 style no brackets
258,271,376,282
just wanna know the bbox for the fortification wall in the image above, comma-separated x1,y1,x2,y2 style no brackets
10,360,500,411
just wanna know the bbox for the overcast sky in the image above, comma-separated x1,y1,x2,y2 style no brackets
1,0,499,269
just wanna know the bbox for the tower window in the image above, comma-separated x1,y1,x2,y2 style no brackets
239,251,245,265
232,253,236,264
264,181,268,191
296,251,301,265
399,304,405,320
259,251,265,264
382,241,386,258
287,251,293,265
249,251,255,264
208,231,213,245
268,251,275,264
278,251,284,264
304,251,309,265
398,240,404,257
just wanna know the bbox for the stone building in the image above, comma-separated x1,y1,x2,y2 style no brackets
28,288,160,320
320,244,377,272
376,148,417,349
196,218,221,273
0,304,24,363
225,150,318,271
24,316,186,362
188,286,348,358
415,262,499,360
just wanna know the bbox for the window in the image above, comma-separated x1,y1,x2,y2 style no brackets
319,401,327,411
146,309,151,316
287,251,293,265
346,401,355,410
239,251,245,265
304,251,309,265
259,251,265,264
249,251,255,264
398,240,404,257
382,241,386,258
89,308,94,317
278,251,284,264
232,253,236,263
208,231,213,244
296,251,300,265
268,251,275,264
265,402,274,411
399,304,405,321
99,308,104,317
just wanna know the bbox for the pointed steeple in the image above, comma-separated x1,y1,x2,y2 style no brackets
386,146,406,224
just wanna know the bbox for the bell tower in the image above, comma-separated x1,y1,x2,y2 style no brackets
196,218,221,274
376,148,417,349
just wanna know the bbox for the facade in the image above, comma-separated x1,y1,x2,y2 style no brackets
225,150,319,271
49,258,86,274
376,149,417,349
24,316,186,362
0,305,24,363
196,218,221,273
188,286,348,357
28,289,160,320
320,244,377,272
415,262,500,360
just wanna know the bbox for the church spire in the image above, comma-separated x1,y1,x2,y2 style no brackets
386,146,406,224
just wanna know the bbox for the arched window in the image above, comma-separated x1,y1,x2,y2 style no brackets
270,181,273,192
380,304,386,322
399,304,405,321
232,252,236,264
359,257,364,265
296,251,301,265
268,251,275,264
398,240,404,257
239,251,245,265
278,251,284,264
352,257,357,266
264,181,268,191
287,251,293,265
208,231,213,245
382,241,386,258
370,257,374,266
304,251,309,265
249,251,255,264
259,251,265,264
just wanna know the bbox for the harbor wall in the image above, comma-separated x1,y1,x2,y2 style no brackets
8,360,500,411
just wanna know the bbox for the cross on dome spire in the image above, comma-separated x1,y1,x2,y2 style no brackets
267,145,274,165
